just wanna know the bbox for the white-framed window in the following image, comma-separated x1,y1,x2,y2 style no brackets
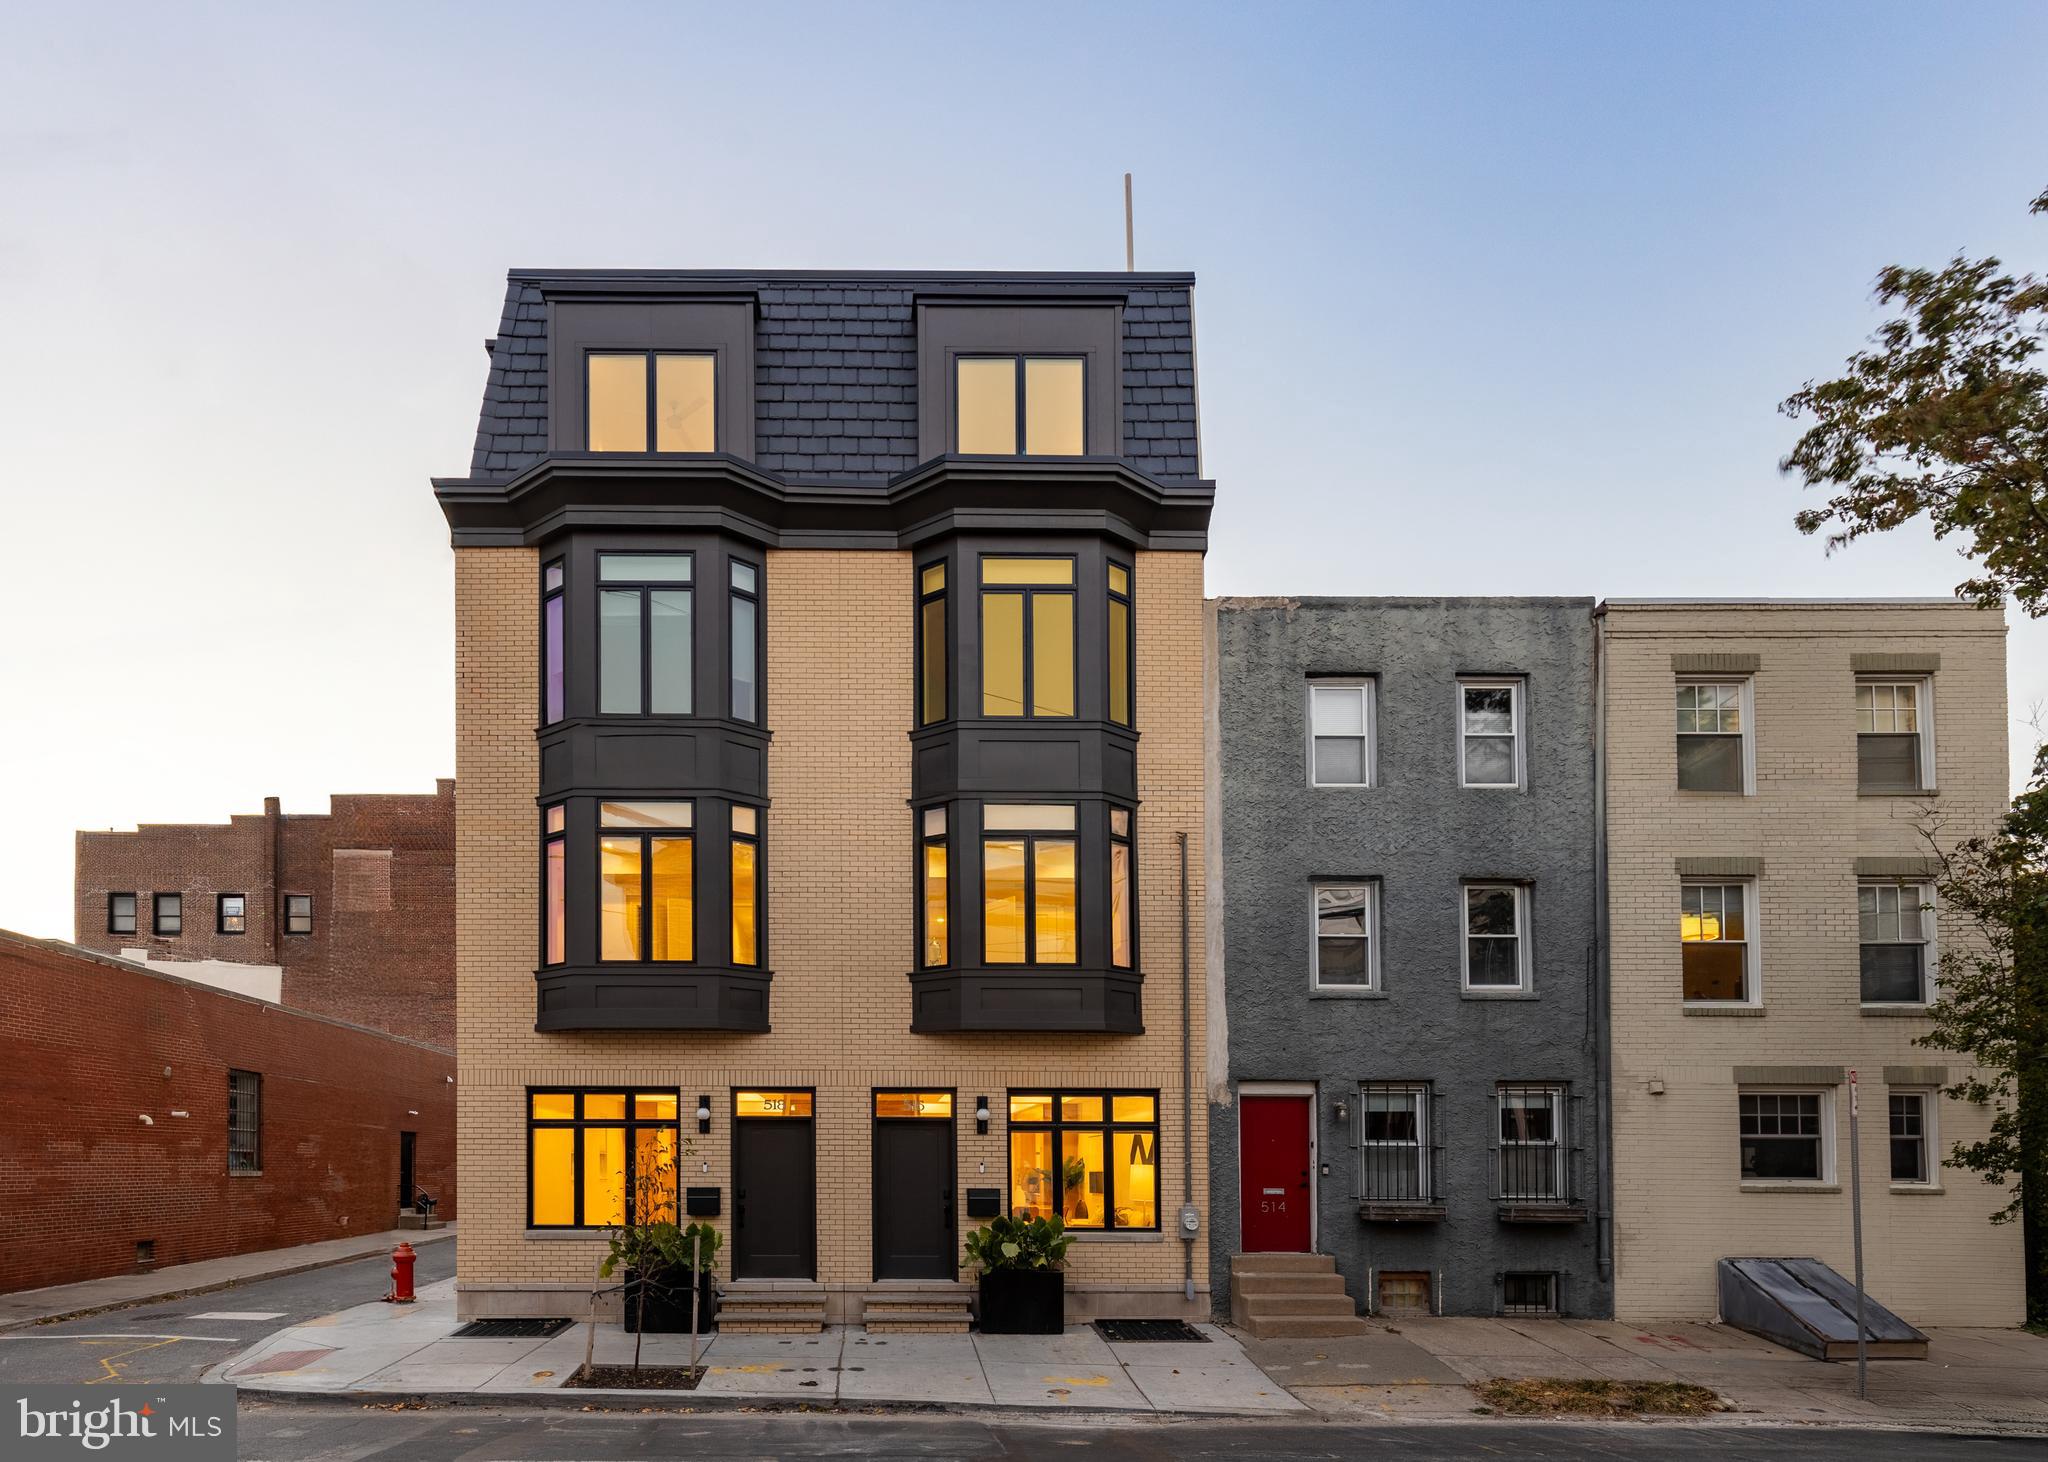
1457,679,1523,788
1738,1089,1832,1184
1461,882,1530,992
1497,1085,1568,1200
1676,679,1752,793
1357,1083,1431,1202
1313,881,1378,991
1857,678,1934,793
1888,1090,1937,1186
1308,680,1373,788
1681,880,1757,1004
1859,880,1934,1005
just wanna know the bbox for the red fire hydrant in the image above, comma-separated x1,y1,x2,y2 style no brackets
383,1241,417,1304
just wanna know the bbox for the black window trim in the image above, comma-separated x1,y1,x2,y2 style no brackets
1106,556,1135,728
583,348,719,455
216,893,248,936
227,1068,262,1175
730,803,763,969
526,1086,683,1230
917,804,951,970
980,805,1080,967
916,557,950,726
976,552,1080,721
540,804,567,969
541,557,566,727
1004,1087,1162,1232
728,554,762,725
1109,804,1136,971
950,352,1089,458
596,550,697,719
595,801,697,965
284,893,313,936
152,892,182,937
107,891,137,936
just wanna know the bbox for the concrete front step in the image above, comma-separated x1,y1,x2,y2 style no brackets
1239,1291,1358,1318
1230,1252,1338,1274
861,1306,973,1333
1231,1272,1350,1294
395,1213,447,1231
717,1283,826,1333
1239,1314,1372,1339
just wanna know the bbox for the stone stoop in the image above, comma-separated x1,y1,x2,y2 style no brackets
858,1281,973,1334
1229,1253,1369,1339
716,1281,828,1333
396,1211,447,1231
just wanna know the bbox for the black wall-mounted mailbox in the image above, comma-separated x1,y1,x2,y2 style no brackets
685,1186,721,1217
964,1188,1001,1219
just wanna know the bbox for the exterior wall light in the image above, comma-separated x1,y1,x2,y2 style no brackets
697,1097,712,1134
975,1097,991,1135
1332,1099,1349,1125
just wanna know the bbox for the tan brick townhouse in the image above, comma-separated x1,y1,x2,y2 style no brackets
435,269,1214,1325
1600,598,2024,1324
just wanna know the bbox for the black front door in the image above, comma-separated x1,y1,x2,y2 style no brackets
398,1131,416,1210
734,1113,816,1279
873,1119,955,1279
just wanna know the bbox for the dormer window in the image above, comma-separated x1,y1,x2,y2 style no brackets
955,356,1084,456
586,351,715,453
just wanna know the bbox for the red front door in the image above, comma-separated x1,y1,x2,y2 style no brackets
1239,1094,1312,1252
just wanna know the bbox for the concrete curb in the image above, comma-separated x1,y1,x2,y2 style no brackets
1,1228,457,1334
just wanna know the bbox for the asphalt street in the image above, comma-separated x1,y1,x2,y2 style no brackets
234,1407,2043,1461
0,1240,457,1385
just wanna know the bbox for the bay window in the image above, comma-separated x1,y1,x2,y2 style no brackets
1107,561,1133,727
542,559,564,725
982,804,1077,964
543,805,566,966
730,805,760,967
729,559,759,723
598,801,694,962
921,807,949,967
598,552,693,716
981,557,1075,718
918,562,947,725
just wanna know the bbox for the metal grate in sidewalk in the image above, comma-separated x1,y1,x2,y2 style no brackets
1094,1318,1209,1343
450,1317,573,1339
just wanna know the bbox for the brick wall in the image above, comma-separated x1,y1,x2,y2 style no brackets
0,931,456,1296
453,546,1210,1318
1603,601,2022,1325
75,782,455,1047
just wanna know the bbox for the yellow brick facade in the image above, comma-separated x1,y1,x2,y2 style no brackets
453,546,1209,1320
1603,600,2022,1324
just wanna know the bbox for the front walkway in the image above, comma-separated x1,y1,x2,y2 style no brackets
212,1280,1304,1414
0,1226,456,1332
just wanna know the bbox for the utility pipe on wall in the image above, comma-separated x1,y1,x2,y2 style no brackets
1178,829,1193,1304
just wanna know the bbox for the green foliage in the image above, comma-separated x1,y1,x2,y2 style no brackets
963,1212,1072,1272
1780,187,2048,614
599,1219,722,1281
1917,744,2048,1322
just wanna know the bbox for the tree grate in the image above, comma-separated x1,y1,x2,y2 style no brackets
1094,1319,1209,1343
451,1318,573,1339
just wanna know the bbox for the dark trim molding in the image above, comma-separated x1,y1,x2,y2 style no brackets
908,968,1143,1034
535,966,771,1032
434,455,1213,551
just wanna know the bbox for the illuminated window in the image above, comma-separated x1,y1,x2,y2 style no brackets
107,892,136,936
1681,882,1751,1003
1677,681,1748,792
152,893,182,936
983,804,1077,965
920,807,949,968
1858,679,1931,792
874,1092,953,1119
1107,561,1133,727
734,1090,813,1117
541,560,564,725
542,805,566,966
1309,681,1372,787
284,893,312,936
980,557,1075,718
587,351,715,453
1458,680,1521,788
217,894,247,935
599,801,693,962
1860,880,1931,1004
1462,884,1528,991
528,1089,679,1228
1006,1090,1157,1229
731,805,760,967
918,562,947,725
954,355,1084,455
1110,807,1133,969
227,1070,261,1174
599,552,693,716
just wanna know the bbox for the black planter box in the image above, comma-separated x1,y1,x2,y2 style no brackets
624,1269,718,1334
976,1269,1065,1334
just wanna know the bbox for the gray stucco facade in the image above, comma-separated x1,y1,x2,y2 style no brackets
1208,597,1611,1319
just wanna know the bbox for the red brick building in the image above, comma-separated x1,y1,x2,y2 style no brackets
73,782,454,1048
0,931,455,1297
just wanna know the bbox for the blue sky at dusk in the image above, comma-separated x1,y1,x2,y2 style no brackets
2,1,2045,937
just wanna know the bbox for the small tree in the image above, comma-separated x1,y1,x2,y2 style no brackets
1920,749,2048,1324
589,1130,720,1373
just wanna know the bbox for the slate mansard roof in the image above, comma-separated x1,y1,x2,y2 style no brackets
468,269,1201,486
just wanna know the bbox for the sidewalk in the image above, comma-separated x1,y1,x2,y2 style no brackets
0,1226,456,1332
208,1282,2048,1431
214,1280,1303,1415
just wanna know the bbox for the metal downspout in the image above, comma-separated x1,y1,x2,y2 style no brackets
1179,829,1194,1304
1592,606,1614,1288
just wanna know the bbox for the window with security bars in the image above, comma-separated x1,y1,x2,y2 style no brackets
1496,1086,1569,1201
1357,1084,1435,1203
1501,1272,1558,1317
1860,881,1930,1004
1739,1091,1826,1182
227,1070,261,1174
1857,680,1926,792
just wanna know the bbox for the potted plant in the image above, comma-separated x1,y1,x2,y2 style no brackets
603,1220,721,1339
964,1212,1071,1333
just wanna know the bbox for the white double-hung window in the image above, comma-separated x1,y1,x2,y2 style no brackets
1308,680,1373,787
1457,680,1523,788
